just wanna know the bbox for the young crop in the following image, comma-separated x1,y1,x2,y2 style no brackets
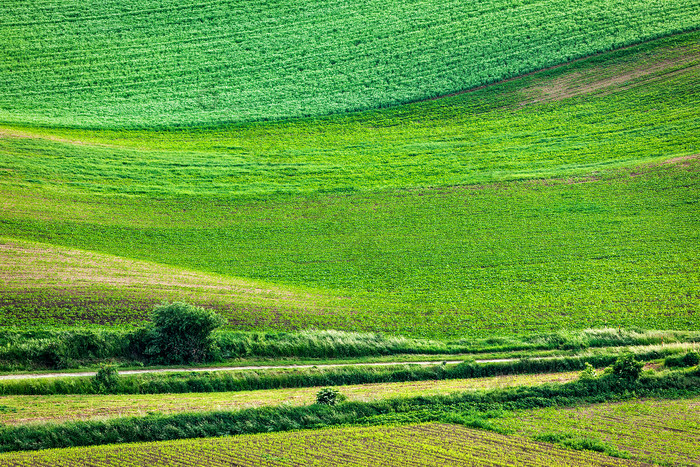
0,18,698,340
1,0,698,127
0,423,644,466
489,396,700,466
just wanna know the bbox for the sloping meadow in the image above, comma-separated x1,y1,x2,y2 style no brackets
1,0,699,127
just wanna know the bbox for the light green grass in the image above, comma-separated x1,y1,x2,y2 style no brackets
3,32,699,197
0,371,580,426
1,0,698,127
2,160,697,337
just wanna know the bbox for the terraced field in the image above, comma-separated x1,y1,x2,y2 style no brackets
0,371,580,426
0,423,650,466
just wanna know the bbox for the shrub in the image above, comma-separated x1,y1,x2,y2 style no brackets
93,365,120,393
664,351,700,368
578,362,597,381
316,387,345,406
144,302,227,364
611,353,644,381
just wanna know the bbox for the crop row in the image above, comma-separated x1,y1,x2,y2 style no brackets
0,422,647,466
1,32,698,337
489,396,700,466
1,0,699,127
2,31,699,199
0,368,698,454
0,372,582,426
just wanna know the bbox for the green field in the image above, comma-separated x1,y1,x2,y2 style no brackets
0,423,649,466
2,0,698,127
490,396,700,466
1,31,699,337
9,394,687,467
2,0,699,464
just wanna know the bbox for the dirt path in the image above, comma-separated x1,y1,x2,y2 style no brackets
0,358,520,381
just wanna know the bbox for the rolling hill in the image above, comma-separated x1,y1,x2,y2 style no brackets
1,0,699,127
1,30,698,337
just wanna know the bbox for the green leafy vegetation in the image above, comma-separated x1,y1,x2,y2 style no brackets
534,432,631,459
1,32,698,337
664,351,700,368
1,326,696,371
2,0,698,127
0,349,687,396
0,372,583,426
489,396,700,466
2,160,698,337
138,302,227,364
1,2,698,464
610,354,644,381
0,423,644,467
315,387,345,406
92,365,120,394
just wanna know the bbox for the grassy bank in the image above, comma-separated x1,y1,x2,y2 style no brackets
2,327,698,371
1,349,694,396
0,368,697,452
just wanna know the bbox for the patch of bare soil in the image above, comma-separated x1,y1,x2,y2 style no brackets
525,58,699,104
0,128,91,146
659,154,699,166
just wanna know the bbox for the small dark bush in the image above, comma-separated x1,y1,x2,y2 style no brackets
316,387,345,406
611,353,644,381
93,365,120,393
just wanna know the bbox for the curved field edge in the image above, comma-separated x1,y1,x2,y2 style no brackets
1,0,699,128
0,237,349,326
2,30,699,199
0,32,698,337
0,423,646,466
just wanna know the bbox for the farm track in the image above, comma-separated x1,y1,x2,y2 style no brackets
0,359,489,380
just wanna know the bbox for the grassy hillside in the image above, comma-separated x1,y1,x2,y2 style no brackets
1,32,698,337
1,0,698,127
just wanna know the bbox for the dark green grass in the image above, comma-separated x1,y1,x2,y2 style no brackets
3,326,695,372
1,0,698,127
